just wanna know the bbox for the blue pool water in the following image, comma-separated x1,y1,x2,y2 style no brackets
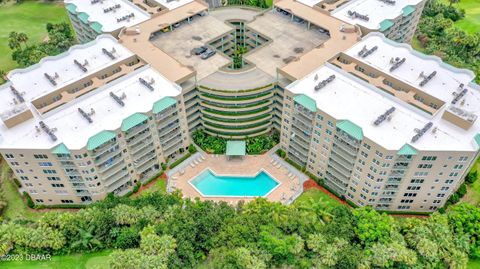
190,170,279,197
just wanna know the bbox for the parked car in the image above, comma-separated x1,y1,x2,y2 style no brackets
194,46,208,55
173,22,181,28
201,49,216,60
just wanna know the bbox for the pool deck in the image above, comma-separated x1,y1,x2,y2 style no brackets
167,150,308,204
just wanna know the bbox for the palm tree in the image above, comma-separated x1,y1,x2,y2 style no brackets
8,32,20,51
448,0,459,6
17,32,28,48
71,226,102,250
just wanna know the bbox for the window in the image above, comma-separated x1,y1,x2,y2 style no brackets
33,154,48,159
417,164,433,169
20,176,29,181
61,200,74,204
38,162,53,167
327,121,333,128
421,156,437,161
47,177,61,181
5,154,14,159
317,115,323,121
459,156,468,162
51,183,65,188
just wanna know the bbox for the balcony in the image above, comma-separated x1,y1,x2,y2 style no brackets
329,154,354,172
164,140,183,156
105,169,129,187
159,127,181,142
107,175,131,194
93,144,120,162
98,157,124,174
330,150,356,167
288,145,308,160
327,162,351,179
125,124,149,140
155,109,177,122
287,152,306,167
158,118,180,135
162,131,182,147
97,152,122,169
290,138,310,154
129,135,153,153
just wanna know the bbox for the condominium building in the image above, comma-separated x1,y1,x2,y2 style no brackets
331,0,425,43
65,0,151,43
279,33,480,211
0,2,478,211
0,35,190,205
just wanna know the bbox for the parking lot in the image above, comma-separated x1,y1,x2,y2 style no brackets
150,15,232,80
246,10,329,77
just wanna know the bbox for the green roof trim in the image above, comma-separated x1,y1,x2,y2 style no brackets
474,134,480,147
153,97,176,114
402,5,415,17
52,143,70,155
379,19,394,32
87,130,116,151
336,120,363,140
90,22,103,33
78,12,90,24
226,141,246,156
397,144,418,156
121,113,148,132
294,94,317,113
66,3,77,14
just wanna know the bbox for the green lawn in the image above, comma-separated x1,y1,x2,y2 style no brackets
0,161,44,221
452,0,480,34
294,188,343,208
0,1,70,73
438,0,480,34
462,157,480,206
468,258,480,269
1,250,112,269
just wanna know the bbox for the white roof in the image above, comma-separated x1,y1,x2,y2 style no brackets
296,0,322,8
332,0,422,30
287,63,480,152
3,35,133,112
0,66,181,150
344,33,476,107
65,0,150,32
152,0,194,10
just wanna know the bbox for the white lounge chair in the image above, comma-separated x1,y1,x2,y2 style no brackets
179,169,185,175
276,163,281,169
190,163,196,168
194,160,199,165
201,155,206,160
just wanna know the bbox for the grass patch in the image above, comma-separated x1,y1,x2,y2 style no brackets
1,250,112,269
410,36,426,53
438,0,480,34
467,258,480,269
1,162,44,221
294,188,343,209
140,178,167,195
0,1,70,73
462,157,480,206
451,0,480,34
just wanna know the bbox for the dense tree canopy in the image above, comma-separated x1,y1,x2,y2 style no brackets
0,190,478,268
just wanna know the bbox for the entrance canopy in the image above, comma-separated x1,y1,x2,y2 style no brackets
226,140,246,157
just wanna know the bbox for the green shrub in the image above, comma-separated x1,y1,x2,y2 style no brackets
188,144,197,154
448,193,460,204
276,149,286,158
12,178,22,188
465,171,477,184
142,172,163,186
23,191,34,209
457,183,467,198
169,153,192,169
133,182,141,193
161,163,167,171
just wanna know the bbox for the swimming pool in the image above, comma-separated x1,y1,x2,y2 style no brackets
189,169,280,197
